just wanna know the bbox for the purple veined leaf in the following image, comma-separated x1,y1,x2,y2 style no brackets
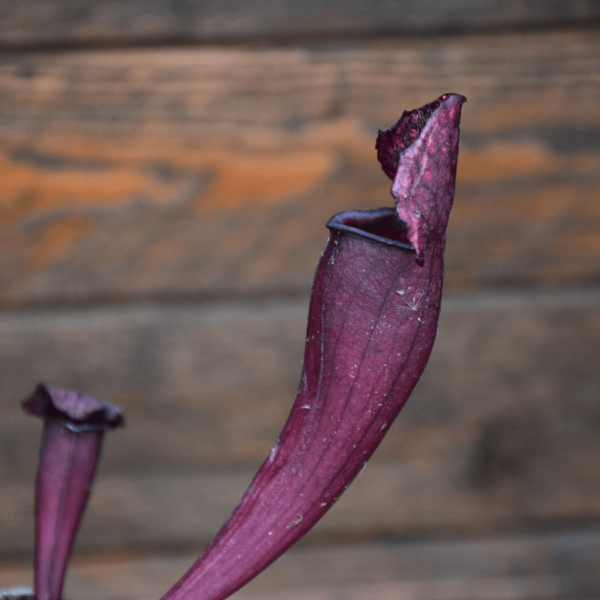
376,92,464,259
22,384,124,600
162,93,466,600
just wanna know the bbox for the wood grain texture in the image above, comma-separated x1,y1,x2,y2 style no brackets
2,530,599,599
0,29,599,307
1,6,598,597
1,287,598,556
0,0,599,47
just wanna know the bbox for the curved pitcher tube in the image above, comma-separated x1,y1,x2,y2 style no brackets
163,93,466,600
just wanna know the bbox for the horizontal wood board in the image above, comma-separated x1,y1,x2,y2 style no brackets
1,530,599,600
1,287,598,556
1,29,600,307
1,7,598,599
1,0,600,47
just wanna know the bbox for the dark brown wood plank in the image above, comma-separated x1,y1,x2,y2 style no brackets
1,287,598,556
0,30,599,308
2,530,599,599
1,0,600,48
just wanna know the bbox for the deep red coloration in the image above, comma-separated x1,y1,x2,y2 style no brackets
22,385,123,600
376,92,456,181
163,93,465,600
379,93,465,259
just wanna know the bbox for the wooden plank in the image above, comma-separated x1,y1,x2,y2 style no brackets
2,530,599,599
0,299,308,482
1,287,598,555
1,30,599,307
4,458,600,555
0,0,599,48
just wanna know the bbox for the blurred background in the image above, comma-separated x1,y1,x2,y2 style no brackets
0,1,599,599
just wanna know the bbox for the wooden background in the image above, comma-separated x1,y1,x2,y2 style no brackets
1,2,599,599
